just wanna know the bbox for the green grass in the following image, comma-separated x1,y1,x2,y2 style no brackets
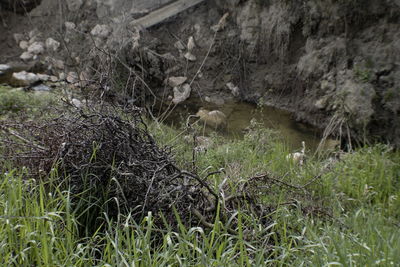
0,85,58,117
1,114,399,265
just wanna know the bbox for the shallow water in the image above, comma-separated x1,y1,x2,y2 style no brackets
152,98,331,152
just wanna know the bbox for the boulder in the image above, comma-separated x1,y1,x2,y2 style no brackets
11,71,40,86
172,83,191,104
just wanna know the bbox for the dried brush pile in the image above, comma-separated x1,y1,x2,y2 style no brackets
0,107,220,228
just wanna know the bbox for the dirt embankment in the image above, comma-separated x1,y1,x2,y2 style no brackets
215,0,400,147
1,0,400,147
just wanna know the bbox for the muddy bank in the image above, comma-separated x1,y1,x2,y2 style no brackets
1,0,399,147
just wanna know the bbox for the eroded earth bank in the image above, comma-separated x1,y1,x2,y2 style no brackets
1,0,400,147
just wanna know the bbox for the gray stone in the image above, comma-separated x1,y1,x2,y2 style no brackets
226,82,240,97
45,38,60,52
65,21,76,30
11,71,40,86
49,58,65,70
167,76,187,87
66,72,79,84
27,42,45,55
0,64,11,72
20,51,34,61
59,72,66,80
71,98,83,108
184,52,197,61
90,24,111,38
19,40,29,50
32,84,51,91
37,74,50,81
172,83,191,104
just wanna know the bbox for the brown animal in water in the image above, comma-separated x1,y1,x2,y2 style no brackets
195,108,227,129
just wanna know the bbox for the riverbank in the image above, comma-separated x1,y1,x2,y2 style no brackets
1,90,399,265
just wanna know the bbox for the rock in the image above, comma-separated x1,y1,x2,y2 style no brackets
66,72,78,84
65,21,76,30
37,74,50,81
66,0,83,12
184,52,197,61
172,83,191,104
0,64,11,74
226,82,240,97
196,108,227,129
27,42,45,55
45,38,60,52
59,72,66,81
90,24,111,38
187,36,196,51
32,84,51,92
167,76,187,87
13,33,25,44
174,40,185,50
78,71,89,87
11,71,39,86
19,40,29,50
20,51,34,61
50,76,59,82
48,58,65,70
71,98,83,108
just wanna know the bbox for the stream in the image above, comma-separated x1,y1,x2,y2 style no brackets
153,98,335,152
